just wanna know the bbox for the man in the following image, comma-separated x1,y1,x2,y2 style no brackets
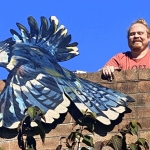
102,19,150,81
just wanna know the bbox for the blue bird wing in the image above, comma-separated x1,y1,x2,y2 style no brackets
0,15,134,128
53,69,133,125
0,64,71,128
61,77,133,125
0,63,134,128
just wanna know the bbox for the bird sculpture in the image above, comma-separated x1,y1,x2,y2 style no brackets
0,16,134,128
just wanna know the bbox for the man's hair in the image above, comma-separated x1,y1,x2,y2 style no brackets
127,18,150,38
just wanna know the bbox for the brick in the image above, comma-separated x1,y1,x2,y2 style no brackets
86,72,101,84
137,93,150,106
137,106,150,118
118,119,134,130
94,132,116,143
139,131,150,141
125,69,138,81
100,70,126,83
36,134,94,150
1,68,150,149
123,106,136,119
0,141,10,150
46,124,74,137
61,112,75,124
100,83,117,90
115,82,137,94
113,70,126,82
36,136,62,150
139,131,150,143
110,124,119,133
138,68,150,80
94,120,120,136
8,140,20,150
137,118,150,130
101,146,114,150
138,81,150,93
94,132,138,146
127,94,137,106
125,134,138,144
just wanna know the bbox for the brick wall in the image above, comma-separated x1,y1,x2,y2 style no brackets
0,69,150,149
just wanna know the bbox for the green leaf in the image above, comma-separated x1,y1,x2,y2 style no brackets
111,135,123,150
131,120,138,128
74,131,82,140
81,109,88,115
34,120,45,143
138,138,146,145
131,120,141,129
27,107,36,119
129,143,138,150
75,132,82,140
137,138,149,149
0,148,2,150
130,126,138,136
82,135,94,147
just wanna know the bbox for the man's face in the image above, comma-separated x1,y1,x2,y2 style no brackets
128,23,150,52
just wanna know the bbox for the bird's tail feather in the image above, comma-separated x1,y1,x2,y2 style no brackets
62,77,134,125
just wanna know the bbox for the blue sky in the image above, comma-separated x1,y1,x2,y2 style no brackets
0,1,150,79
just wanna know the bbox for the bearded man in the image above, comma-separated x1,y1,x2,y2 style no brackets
102,19,150,81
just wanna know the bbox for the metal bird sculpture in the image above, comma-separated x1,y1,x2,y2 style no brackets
0,16,133,128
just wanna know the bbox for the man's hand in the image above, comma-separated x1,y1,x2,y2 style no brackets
101,66,121,81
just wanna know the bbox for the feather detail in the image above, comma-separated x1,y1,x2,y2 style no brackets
27,16,39,43
16,23,30,43
8,15,79,62
10,29,23,43
40,16,49,38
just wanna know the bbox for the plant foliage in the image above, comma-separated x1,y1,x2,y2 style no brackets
17,106,46,150
56,109,97,150
97,120,149,150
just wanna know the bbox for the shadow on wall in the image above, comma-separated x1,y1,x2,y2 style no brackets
0,100,132,139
